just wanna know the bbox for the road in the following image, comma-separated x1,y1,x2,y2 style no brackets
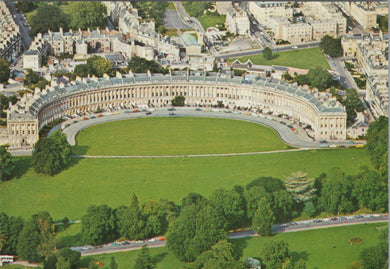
66,214,387,256
61,107,320,149
163,9,192,29
327,57,358,90
6,1,32,51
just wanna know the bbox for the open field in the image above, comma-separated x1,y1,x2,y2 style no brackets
198,14,226,30
79,223,386,269
230,47,330,70
1,149,369,220
73,117,290,156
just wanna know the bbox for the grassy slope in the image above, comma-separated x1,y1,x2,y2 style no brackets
1,149,369,220
198,14,226,30
73,117,290,156
79,223,386,269
230,47,330,70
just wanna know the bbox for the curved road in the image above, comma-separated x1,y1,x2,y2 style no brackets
62,107,321,149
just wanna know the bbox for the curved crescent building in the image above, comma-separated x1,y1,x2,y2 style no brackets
7,72,346,149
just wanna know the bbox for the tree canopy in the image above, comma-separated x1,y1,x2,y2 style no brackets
24,69,50,90
32,131,72,175
365,116,388,175
306,66,333,90
320,35,343,58
74,55,114,78
342,88,364,127
171,96,185,107
133,246,154,269
0,145,14,181
28,4,70,36
284,171,316,203
263,47,273,60
127,57,168,74
0,59,10,84
66,2,108,30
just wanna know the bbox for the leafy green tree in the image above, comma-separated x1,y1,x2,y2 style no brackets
342,88,364,127
167,203,225,262
182,2,213,17
359,241,388,269
134,246,154,269
353,169,388,211
209,188,246,230
190,240,245,269
252,198,274,236
263,47,273,60
0,212,9,251
32,131,72,175
1,215,23,254
66,2,108,30
244,186,269,219
15,1,39,13
115,194,146,240
0,145,14,181
56,256,71,269
365,116,388,175
0,59,10,84
268,190,296,223
377,15,388,32
17,212,55,263
28,4,70,36
293,74,310,86
319,168,357,214
127,56,168,74
171,96,185,107
81,205,117,246
74,55,113,78
282,72,293,81
284,171,316,203
44,253,58,269
261,240,291,269
320,35,343,57
306,66,332,91
54,248,81,269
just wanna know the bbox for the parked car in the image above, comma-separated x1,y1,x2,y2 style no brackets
145,111,152,115
169,112,176,116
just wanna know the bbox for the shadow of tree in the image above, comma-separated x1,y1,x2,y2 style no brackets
13,156,32,179
229,238,249,260
290,250,309,262
152,252,168,265
67,145,90,169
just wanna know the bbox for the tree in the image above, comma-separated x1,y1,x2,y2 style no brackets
81,205,117,246
24,69,49,90
167,203,225,262
17,212,55,263
1,215,23,254
127,56,168,74
342,88,364,127
244,186,269,219
0,145,14,181
74,56,113,78
284,171,316,203
261,240,291,269
32,131,72,175
263,47,273,60
306,66,332,91
134,246,154,269
365,116,388,175
0,59,10,84
56,256,71,269
209,188,246,230
269,190,296,223
359,242,388,269
252,198,274,236
66,2,108,30
246,177,285,193
0,212,9,252
28,4,70,36
190,240,245,269
282,72,293,81
353,169,388,211
320,35,343,57
319,168,357,214
115,194,146,240
171,96,185,107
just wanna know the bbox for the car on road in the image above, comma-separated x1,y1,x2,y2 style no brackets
124,110,131,113
355,215,364,219
319,140,327,143
195,108,202,111
145,111,152,115
338,216,347,220
169,112,176,116
313,219,322,223
168,108,176,111
331,217,338,221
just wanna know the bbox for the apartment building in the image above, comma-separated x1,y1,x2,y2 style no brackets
248,1,293,25
342,2,388,29
225,5,250,35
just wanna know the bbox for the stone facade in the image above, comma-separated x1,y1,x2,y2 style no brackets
248,1,293,25
342,2,388,29
225,5,250,36
7,72,346,149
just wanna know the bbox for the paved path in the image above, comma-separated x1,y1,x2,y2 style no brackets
72,148,312,159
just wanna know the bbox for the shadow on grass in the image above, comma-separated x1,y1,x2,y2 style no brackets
67,145,90,169
56,232,83,249
290,250,309,262
80,257,95,268
152,252,168,264
13,156,32,179
230,237,249,260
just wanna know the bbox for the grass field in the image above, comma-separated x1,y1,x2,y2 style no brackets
1,149,369,220
230,47,330,70
79,223,386,269
73,117,290,156
198,14,226,30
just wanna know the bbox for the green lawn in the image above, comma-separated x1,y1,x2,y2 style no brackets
1,149,369,220
230,47,330,70
80,223,386,269
198,14,226,30
73,117,290,156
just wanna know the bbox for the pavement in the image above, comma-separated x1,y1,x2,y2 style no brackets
163,9,192,29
